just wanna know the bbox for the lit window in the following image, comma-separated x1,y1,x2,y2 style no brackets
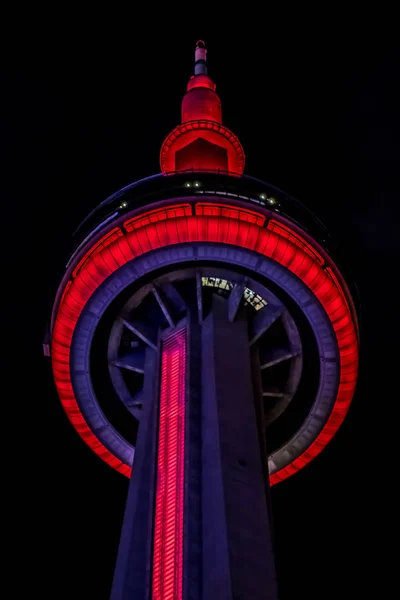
201,277,233,291
201,277,267,310
243,287,268,311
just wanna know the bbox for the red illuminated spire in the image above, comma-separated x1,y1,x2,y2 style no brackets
160,41,245,175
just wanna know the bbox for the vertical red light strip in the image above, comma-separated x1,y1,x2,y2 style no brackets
152,328,186,600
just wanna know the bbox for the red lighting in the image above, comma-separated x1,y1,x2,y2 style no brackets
124,204,192,232
186,74,216,92
267,219,325,266
152,328,186,600
182,83,222,123
72,227,124,278
52,202,358,484
158,59,246,174
195,202,266,226
160,121,245,174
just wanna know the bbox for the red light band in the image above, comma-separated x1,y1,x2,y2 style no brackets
152,328,186,600
52,204,358,483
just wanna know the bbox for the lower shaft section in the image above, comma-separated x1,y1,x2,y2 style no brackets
110,348,159,600
111,298,278,599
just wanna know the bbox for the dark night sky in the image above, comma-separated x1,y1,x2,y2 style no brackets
3,17,399,599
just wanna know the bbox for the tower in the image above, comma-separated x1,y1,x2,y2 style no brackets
48,41,359,599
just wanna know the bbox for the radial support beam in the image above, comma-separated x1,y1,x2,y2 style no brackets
161,282,186,315
122,318,157,350
249,304,285,346
201,294,278,600
111,349,145,373
110,348,159,600
129,407,142,421
120,390,144,420
264,356,302,425
228,278,247,322
262,390,287,399
152,284,176,328
126,390,144,407
260,347,300,369
107,361,144,419
281,310,302,353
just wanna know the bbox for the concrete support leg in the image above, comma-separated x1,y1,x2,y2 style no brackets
201,295,278,600
183,318,202,600
110,348,159,600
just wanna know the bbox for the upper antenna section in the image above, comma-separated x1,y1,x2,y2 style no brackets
194,40,207,75
159,40,245,174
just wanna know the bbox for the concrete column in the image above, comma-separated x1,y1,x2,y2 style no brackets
110,347,159,600
183,317,202,600
201,295,278,600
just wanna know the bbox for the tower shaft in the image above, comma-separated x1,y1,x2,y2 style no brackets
201,295,277,599
111,296,278,599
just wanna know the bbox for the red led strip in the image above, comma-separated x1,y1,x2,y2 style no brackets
195,203,266,226
72,227,124,278
52,203,358,483
152,328,186,600
267,219,325,265
124,204,192,232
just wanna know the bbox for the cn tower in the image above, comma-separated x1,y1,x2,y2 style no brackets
48,41,359,599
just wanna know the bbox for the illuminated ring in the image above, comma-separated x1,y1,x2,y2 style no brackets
70,246,339,475
52,207,358,484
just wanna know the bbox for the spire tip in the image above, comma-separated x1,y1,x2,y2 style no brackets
194,40,207,75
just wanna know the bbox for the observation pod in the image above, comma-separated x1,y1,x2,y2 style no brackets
47,41,359,600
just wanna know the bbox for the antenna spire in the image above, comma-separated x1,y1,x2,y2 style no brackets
159,40,245,174
194,40,207,75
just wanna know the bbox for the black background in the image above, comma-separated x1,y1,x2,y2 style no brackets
3,14,398,599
